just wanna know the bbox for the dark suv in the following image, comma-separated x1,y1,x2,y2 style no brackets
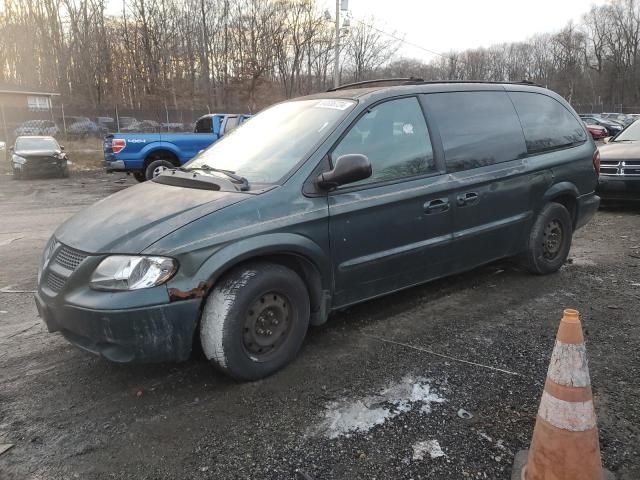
35,81,600,380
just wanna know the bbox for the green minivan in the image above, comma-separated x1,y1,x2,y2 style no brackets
36,80,600,380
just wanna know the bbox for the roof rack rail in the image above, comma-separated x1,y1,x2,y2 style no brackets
327,78,543,92
327,77,425,92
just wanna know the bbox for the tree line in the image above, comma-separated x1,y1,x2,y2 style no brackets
1,0,640,113
0,0,400,112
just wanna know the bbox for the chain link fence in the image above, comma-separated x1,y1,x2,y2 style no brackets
0,103,219,171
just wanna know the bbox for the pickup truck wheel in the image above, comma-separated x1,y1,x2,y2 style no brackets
200,262,310,381
145,159,175,180
133,172,146,182
522,202,573,275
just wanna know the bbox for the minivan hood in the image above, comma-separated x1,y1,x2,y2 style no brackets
599,142,640,160
55,181,249,253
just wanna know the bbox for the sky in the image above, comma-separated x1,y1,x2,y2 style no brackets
105,0,611,62
319,0,610,62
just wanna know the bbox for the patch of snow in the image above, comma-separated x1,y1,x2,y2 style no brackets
313,376,445,439
412,439,446,460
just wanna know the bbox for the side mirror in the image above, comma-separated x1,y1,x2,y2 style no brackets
317,154,372,190
603,137,611,144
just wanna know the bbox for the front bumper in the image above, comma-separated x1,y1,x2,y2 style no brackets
575,192,600,230
36,291,200,363
14,159,66,174
597,175,640,199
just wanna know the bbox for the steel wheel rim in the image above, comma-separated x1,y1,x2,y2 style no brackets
152,165,166,177
542,219,563,260
242,292,292,362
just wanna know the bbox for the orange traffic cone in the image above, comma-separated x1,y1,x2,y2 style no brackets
512,309,613,480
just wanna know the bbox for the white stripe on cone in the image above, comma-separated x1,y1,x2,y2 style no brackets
547,341,591,388
537,391,597,432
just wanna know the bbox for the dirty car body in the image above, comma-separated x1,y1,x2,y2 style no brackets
597,119,640,199
36,82,600,379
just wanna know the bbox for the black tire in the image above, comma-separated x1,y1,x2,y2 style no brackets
145,159,175,180
522,202,573,274
133,171,146,182
200,262,310,381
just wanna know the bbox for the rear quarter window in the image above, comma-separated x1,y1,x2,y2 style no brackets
424,91,527,173
508,92,587,154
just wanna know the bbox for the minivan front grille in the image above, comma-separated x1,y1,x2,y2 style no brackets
46,271,67,292
42,242,90,294
53,245,88,271
599,159,640,176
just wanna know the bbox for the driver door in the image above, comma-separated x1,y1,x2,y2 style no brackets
327,96,456,307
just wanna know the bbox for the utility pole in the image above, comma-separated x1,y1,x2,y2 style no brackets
334,0,340,89
329,1,348,89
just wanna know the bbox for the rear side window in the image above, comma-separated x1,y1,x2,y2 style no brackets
425,91,526,173
508,92,586,154
195,117,212,133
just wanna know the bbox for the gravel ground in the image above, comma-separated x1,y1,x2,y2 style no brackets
0,171,638,480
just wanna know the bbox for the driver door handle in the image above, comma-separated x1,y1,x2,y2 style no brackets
424,198,450,214
457,192,479,207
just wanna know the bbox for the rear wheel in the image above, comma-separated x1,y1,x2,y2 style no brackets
145,159,175,180
200,262,310,381
521,202,573,274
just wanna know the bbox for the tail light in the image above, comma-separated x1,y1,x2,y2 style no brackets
592,149,600,174
112,138,126,154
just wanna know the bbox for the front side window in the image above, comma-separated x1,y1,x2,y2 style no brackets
509,92,587,154
425,91,527,173
332,97,435,185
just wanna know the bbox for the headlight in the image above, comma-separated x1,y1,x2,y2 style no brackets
90,255,178,291
12,154,26,164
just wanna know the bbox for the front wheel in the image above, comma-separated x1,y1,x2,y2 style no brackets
200,262,310,381
521,202,573,274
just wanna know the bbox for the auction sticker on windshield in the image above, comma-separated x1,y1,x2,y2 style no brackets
315,99,353,110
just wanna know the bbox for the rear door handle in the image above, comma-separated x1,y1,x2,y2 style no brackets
424,198,450,214
457,192,479,207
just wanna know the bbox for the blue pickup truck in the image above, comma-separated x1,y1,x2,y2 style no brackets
103,113,250,181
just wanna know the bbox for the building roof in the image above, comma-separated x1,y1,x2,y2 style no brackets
0,84,60,96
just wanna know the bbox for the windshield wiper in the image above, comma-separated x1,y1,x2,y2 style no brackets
181,165,250,191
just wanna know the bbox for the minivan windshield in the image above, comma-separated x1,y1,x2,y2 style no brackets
16,137,59,151
184,99,356,184
612,120,640,141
